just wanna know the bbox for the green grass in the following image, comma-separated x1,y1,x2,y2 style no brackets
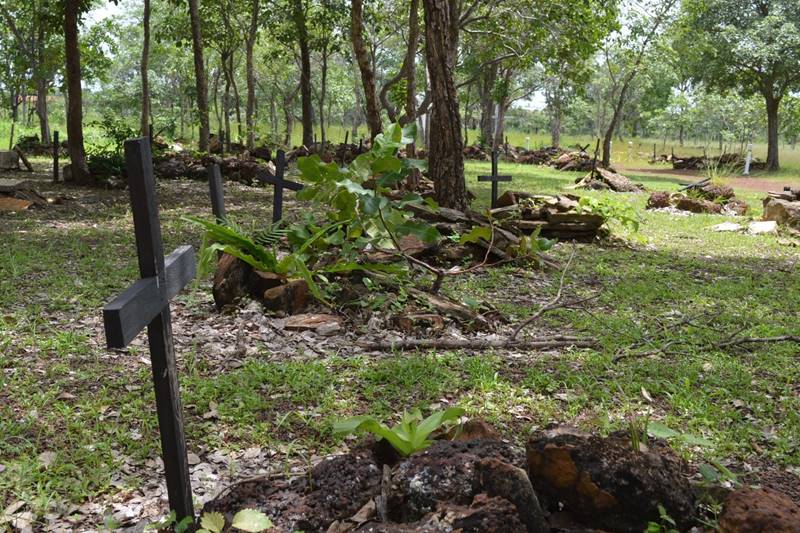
1,155,799,526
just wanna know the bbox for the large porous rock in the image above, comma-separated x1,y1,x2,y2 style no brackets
262,279,309,314
154,157,188,179
355,495,526,532
646,191,671,209
698,183,735,201
0,150,20,170
212,254,253,309
724,198,750,216
526,426,695,533
385,440,533,525
763,197,800,229
718,487,800,533
202,451,382,532
675,195,723,214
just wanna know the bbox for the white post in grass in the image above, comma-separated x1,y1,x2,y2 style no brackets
744,143,753,175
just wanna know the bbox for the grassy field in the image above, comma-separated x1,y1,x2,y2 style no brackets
1,147,800,528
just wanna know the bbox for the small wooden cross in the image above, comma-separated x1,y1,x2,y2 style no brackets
256,149,303,223
478,150,512,209
207,163,226,222
103,138,196,523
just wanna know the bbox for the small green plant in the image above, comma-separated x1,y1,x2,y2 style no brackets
334,407,466,456
198,509,273,533
575,196,641,232
628,413,650,452
644,504,679,533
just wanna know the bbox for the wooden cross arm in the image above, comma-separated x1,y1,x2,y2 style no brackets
478,175,513,182
255,170,304,191
103,246,196,349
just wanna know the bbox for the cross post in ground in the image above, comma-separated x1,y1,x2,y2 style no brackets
478,150,512,209
208,164,226,222
255,149,303,222
102,138,196,523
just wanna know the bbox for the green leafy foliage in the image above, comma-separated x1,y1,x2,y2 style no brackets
575,196,641,232
334,407,466,456
186,123,442,306
196,508,273,533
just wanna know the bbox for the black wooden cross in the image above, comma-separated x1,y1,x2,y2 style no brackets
255,149,303,223
478,150,512,209
207,163,226,222
103,138,196,523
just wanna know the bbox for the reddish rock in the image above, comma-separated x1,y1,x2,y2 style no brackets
262,279,309,314
763,197,800,229
646,191,671,209
284,313,342,332
392,313,445,333
675,196,722,214
446,419,500,442
526,426,695,532
725,198,750,216
249,270,284,298
212,253,253,309
718,487,800,533
699,183,735,201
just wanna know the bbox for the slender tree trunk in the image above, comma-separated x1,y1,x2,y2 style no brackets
245,0,260,149
352,60,363,139
222,54,232,152
228,53,243,141
602,81,630,167
283,99,294,146
478,65,497,147
764,92,780,171
423,0,467,210
291,0,313,146
35,15,51,144
319,44,328,146
351,0,382,139
140,0,151,136
63,0,90,183
188,0,210,151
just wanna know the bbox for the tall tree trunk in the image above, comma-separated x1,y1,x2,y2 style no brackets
140,0,151,136
222,53,232,152
351,60,363,139
478,64,497,147
188,0,210,151
602,81,629,167
35,15,51,144
245,0,260,149
423,0,467,210
63,0,90,183
764,92,780,171
228,53,243,140
35,78,50,144
319,43,328,146
350,0,382,139
292,0,313,146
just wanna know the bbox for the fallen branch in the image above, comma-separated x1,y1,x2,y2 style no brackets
357,335,595,351
715,335,800,349
508,246,577,341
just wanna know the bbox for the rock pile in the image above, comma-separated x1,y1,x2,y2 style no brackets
762,188,800,231
647,182,749,215
200,422,799,532
493,191,606,242
672,152,767,172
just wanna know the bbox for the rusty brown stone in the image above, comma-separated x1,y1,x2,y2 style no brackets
262,279,309,314
526,426,695,532
647,191,671,209
212,253,253,309
763,197,800,229
249,270,284,299
718,487,800,533
675,196,723,214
